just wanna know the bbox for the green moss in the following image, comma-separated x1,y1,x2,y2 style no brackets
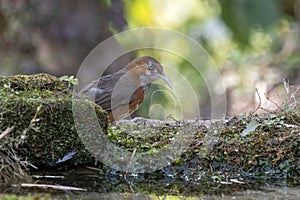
0,193,61,200
106,112,299,180
107,123,180,152
0,73,68,91
0,74,108,168
188,112,300,179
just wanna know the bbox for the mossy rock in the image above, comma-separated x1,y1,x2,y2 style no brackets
0,73,108,167
108,111,300,180
0,73,67,91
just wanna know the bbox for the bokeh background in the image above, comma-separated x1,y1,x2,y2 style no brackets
0,0,299,118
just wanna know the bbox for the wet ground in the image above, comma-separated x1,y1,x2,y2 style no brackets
6,166,299,200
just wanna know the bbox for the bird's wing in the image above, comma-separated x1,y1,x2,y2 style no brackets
94,73,122,111
78,74,113,111
78,71,147,113
78,72,133,112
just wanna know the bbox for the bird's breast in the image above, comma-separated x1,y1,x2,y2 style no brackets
129,86,146,112
108,86,147,122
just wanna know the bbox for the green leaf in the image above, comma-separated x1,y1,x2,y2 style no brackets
212,175,222,182
285,107,293,112
3,83,10,89
71,78,79,85
242,121,261,136
59,75,69,81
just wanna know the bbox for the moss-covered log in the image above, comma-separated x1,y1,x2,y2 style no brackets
0,74,108,168
108,111,300,181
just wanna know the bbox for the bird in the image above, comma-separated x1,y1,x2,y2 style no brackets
78,56,172,122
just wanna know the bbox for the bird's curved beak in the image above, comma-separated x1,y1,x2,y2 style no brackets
157,73,173,89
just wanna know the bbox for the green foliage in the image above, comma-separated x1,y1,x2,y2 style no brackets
59,75,79,87
264,114,285,128
219,0,281,45
241,121,261,136
3,83,10,89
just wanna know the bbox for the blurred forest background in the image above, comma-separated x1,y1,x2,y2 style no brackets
0,0,299,118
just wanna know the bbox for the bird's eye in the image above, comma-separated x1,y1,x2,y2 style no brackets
147,61,154,70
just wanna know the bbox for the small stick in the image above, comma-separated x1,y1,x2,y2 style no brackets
125,148,137,174
251,88,261,114
0,127,14,140
129,148,137,164
265,94,284,111
13,183,87,191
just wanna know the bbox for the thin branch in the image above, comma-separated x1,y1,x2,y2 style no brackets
290,85,300,108
13,183,87,191
125,148,137,175
265,94,284,111
0,127,14,140
251,88,261,114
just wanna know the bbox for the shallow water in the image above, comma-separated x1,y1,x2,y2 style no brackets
11,167,299,199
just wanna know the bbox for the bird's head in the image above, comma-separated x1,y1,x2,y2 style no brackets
125,56,172,89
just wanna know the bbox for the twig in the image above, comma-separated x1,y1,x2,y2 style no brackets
251,88,261,114
125,148,137,175
84,166,101,171
289,85,300,108
128,148,137,167
0,127,14,140
130,148,137,161
12,183,87,191
9,147,38,169
265,94,284,111
32,175,64,179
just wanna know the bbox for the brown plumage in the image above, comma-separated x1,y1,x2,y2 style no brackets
78,56,172,122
